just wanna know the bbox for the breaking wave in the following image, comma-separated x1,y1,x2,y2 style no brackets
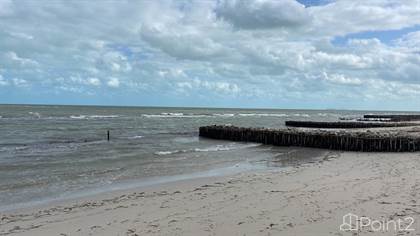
127,135,144,139
142,113,209,118
69,115,120,119
238,113,288,117
154,143,261,156
28,112,42,118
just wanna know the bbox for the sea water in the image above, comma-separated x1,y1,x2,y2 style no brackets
0,104,412,211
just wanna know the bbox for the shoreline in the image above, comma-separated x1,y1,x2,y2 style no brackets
1,146,325,214
3,150,420,235
1,161,273,214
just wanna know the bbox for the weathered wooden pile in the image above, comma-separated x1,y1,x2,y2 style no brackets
285,120,418,129
199,125,420,152
364,114,420,122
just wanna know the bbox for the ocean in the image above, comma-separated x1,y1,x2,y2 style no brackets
0,104,411,211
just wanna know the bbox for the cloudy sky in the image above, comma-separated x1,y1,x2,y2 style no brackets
1,0,420,110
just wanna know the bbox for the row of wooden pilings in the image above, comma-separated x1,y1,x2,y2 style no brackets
364,115,420,122
199,125,420,152
285,120,418,129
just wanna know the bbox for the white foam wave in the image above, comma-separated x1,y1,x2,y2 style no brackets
28,112,41,118
154,143,261,156
163,112,183,116
193,144,249,152
128,135,144,139
89,115,119,119
238,113,288,117
155,150,181,155
70,115,119,119
0,146,29,152
142,112,208,118
70,115,86,119
212,113,235,117
143,113,236,118
293,113,310,117
15,146,29,151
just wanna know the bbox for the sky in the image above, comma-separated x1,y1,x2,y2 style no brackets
1,0,420,110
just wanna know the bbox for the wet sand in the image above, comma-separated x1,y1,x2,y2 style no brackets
2,151,420,235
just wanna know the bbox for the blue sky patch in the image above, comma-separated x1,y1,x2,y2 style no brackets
297,0,334,7
332,25,420,46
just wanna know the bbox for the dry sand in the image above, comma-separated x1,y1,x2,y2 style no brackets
2,150,420,235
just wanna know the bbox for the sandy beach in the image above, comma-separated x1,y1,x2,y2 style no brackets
1,150,420,235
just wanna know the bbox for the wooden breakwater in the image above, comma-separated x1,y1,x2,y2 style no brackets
364,115,420,122
285,120,418,129
199,125,420,152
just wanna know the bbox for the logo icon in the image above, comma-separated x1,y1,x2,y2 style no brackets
340,213,359,231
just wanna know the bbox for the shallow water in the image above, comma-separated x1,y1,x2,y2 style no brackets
0,105,416,211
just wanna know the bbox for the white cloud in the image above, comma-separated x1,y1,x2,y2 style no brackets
140,23,227,60
107,77,120,88
87,77,101,86
176,81,193,90
322,72,362,85
309,0,420,37
12,78,28,87
212,81,241,94
215,0,311,29
158,70,168,78
177,78,240,95
8,31,33,40
6,51,39,66
102,51,132,72
395,31,420,50
313,51,372,69
0,74,8,86
158,68,186,78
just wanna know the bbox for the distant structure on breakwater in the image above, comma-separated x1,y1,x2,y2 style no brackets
199,123,420,152
363,114,420,122
284,121,419,129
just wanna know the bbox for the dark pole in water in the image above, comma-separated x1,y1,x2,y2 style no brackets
107,130,110,141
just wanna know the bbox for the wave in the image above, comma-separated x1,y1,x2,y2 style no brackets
154,143,261,156
69,115,87,119
2,114,120,121
155,150,180,155
69,115,120,120
0,145,29,153
128,135,144,139
28,112,41,118
293,113,310,117
212,113,235,117
143,112,296,118
238,113,288,117
238,113,309,118
198,143,261,152
142,112,209,118
241,113,312,117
